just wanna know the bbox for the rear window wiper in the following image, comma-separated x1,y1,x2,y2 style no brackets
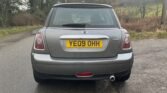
62,23,90,28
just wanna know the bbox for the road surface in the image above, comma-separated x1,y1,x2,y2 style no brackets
0,33,167,93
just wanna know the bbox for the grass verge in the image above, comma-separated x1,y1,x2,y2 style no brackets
0,26,167,40
130,31,167,40
0,26,41,38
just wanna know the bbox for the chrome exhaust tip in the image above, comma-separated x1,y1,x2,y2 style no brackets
109,75,115,82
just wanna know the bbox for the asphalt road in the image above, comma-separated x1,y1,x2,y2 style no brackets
0,34,167,93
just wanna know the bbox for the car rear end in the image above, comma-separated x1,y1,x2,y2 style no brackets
31,3,134,82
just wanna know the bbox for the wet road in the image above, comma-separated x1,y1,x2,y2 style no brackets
0,35,167,93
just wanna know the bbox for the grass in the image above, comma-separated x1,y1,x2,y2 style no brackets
0,26,167,40
115,3,162,18
0,26,41,38
130,31,167,40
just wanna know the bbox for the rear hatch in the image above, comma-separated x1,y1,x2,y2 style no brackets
45,27,122,58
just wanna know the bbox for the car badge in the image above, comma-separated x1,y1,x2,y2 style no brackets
83,30,87,34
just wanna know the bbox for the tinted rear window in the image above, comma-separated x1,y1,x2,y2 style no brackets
48,7,119,28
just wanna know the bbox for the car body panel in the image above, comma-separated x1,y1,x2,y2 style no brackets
31,3,134,80
45,28,122,58
32,52,133,75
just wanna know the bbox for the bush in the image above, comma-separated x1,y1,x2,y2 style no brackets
120,16,160,32
11,13,40,26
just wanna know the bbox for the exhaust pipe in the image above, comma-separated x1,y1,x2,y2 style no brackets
109,75,115,82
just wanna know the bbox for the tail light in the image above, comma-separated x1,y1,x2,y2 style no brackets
122,34,131,50
34,32,45,50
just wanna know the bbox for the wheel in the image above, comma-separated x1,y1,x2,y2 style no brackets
115,70,131,82
33,71,46,84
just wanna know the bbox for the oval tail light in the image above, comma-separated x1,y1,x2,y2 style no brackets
122,34,131,50
34,32,45,50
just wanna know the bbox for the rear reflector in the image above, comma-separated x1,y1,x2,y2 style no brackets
34,32,45,50
76,72,93,78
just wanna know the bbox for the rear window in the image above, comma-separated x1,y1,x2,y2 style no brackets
48,7,119,28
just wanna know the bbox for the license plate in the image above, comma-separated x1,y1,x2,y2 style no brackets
66,40,103,48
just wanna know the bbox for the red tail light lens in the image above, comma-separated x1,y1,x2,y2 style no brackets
34,32,45,50
122,34,131,50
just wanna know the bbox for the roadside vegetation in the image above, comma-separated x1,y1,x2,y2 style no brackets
0,26,40,38
0,0,166,40
115,2,167,40
130,31,167,40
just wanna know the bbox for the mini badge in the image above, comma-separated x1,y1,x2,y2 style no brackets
82,30,87,34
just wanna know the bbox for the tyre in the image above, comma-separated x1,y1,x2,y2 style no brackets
33,71,46,84
115,70,131,82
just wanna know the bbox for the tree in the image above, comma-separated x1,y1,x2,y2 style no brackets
0,0,22,27
28,0,120,23
161,0,167,24
139,0,147,19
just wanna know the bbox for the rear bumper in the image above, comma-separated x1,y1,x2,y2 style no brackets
31,52,134,80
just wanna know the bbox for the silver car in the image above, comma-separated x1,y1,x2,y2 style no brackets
31,3,134,83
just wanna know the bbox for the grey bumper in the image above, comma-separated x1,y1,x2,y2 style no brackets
31,52,133,77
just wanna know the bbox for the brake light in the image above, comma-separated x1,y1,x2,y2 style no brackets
34,32,45,50
122,34,131,50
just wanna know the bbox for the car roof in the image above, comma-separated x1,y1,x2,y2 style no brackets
53,3,112,8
